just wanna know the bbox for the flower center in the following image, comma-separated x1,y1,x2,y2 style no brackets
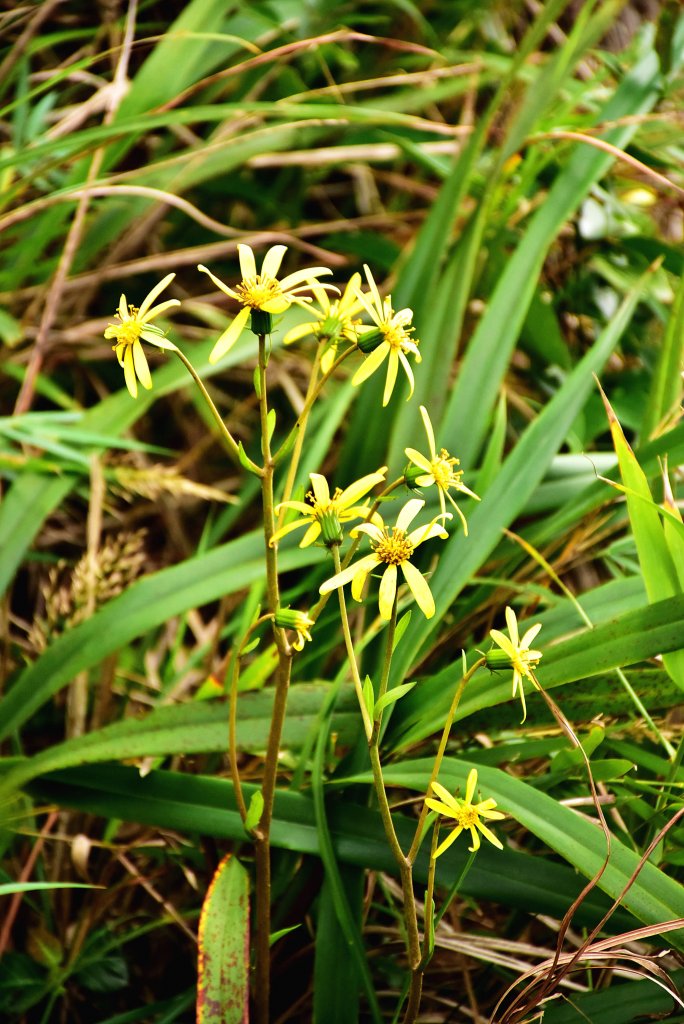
456,805,479,828
373,527,414,566
431,450,461,489
306,487,344,519
235,276,283,309
518,648,541,675
381,321,413,351
108,308,142,347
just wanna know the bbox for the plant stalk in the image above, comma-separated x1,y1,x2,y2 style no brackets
253,334,293,1024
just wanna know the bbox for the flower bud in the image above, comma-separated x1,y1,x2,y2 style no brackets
318,509,344,546
485,648,515,671
357,328,384,353
274,607,314,651
403,463,425,491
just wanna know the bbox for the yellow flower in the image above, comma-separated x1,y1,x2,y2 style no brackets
104,274,180,398
351,265,421,406
284,273,363,374
425,769,505,857
274,608,314,651
488,606,543,722
271,468,387,548
319,498,448,620
405,405,480,535
198,245,334,363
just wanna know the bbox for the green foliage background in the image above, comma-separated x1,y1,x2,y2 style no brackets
1,0,684,1020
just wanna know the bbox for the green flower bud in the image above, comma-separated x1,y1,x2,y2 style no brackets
485,649,515,671
403,463,425,491
357,328,384,353
250,309,273,335
318,509,344,547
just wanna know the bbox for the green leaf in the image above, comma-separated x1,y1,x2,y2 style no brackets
344,757,684,950
391,593,684,748
244,790,264,834
642,269,684,437
0,881,98,895
601,386,684,690
25,765,633,930
392,610,412,652
197,854,250,1024
0,683,360,798
374,682,417,719
362,676,375,723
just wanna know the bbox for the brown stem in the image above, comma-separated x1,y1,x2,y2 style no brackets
253,334,292,1024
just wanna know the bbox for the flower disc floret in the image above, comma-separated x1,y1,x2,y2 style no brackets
198,244,334,363
374,528,414,566
351,265,421,406
425,769,505,857
405,406,479,534
488,606,543,723
319,498,449,620
104,273,180,399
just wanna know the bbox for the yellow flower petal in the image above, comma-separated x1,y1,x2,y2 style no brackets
401,560,434,618
209,306,251,364
465,768,477,804
337,468,386,509
383,349,399,406
476,821,504,850
237,244,257,281
434,827,463,859
429,780,460,810
319,554,379,595
505,606,519,647
138,273,176,318
261,244,287,280
309,473,330,506
123,346,137,399
132,340,152,391
419,405,437,459
378,563,398,619
351,342,389,387
397,349,415,400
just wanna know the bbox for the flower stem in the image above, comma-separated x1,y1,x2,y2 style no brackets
407,657,485,865
253,334,293,1024
228,613,272,826
273,345,355,468
371,592,398,745
275,345,321,527
331,545,373,741
172,346,248,470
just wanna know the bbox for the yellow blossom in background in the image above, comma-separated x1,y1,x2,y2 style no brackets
352,265,421,406
271,468,387,548
488,606,543,722
104,274,180,399
405,405,480,534
198,245,334,363
425,769,505,857
284,273,363,373
319,498,448,620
